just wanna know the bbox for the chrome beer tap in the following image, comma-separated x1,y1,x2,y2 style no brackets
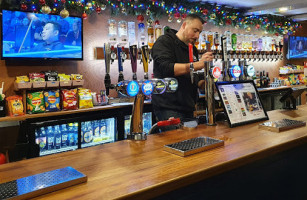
104,43,112,96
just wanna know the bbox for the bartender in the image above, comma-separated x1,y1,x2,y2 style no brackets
152,14,213,126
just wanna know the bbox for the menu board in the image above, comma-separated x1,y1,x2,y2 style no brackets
215,80,269,127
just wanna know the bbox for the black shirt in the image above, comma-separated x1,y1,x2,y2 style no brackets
152,28,201,113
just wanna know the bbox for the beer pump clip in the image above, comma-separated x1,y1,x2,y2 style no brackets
188,43,194,84
129,45,138,80
117,45,126,82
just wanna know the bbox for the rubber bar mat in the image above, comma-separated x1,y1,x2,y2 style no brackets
0,166,87,200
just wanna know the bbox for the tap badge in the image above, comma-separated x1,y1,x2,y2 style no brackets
211,66,222,79
142,80,153,96
246,65,255,77
165,78,178,92
230,65,241,78
127,81,139,97
153,79,166,94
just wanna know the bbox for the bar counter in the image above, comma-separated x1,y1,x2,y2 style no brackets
2,105,307,199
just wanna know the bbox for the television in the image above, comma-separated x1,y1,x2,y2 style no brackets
1,9,83,60
287,35,307,59
215,80,268,127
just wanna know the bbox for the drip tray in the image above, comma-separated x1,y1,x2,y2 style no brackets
164,136,224,157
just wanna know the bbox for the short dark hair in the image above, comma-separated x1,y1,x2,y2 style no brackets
184,14,205,24
46,21,62,33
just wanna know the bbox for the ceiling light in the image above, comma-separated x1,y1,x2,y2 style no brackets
278,7,289,12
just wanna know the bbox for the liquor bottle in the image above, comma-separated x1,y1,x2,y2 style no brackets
252,35,258,51
154,20,162,41
266,72,270,87
231,33,237,51
128,22,136,45
247,34,253,51
147,23,154,49
224,31,232,50
108,19,117,44
118,20,128,46
214,32,220,51
259,71,263,88
138,22,146,46
237,34,243,51
207,31,213,50
257,37,263,51
279,36,284,52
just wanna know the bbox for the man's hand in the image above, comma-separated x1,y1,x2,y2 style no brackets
200,52,214,62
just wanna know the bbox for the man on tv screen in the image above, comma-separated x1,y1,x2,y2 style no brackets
32,21,64,51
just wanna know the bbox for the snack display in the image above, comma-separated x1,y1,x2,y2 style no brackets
27,91,46,114
61,89,78,110
6,95,24,116
78,88,93,109
44,90,61,112
43,71,58,81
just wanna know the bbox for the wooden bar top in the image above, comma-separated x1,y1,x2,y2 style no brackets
1,106,307,199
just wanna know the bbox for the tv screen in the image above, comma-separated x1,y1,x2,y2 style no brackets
1,9,83,60
287,36,307,59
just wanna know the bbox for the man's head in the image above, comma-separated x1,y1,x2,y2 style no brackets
176,14,204,45
41,22,61,44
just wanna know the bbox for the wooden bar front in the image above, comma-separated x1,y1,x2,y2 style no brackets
1,106,307,199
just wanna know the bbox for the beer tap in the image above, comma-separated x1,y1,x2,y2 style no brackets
221,36,231,82
141,45,149,80
117,46,126,82
129,45,138,80
104,43,112,96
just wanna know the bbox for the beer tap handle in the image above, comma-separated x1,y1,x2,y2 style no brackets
129,45,138,80
117,46,123,72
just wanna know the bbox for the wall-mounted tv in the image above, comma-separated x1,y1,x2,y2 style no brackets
1,9,83,60
287,35,307,59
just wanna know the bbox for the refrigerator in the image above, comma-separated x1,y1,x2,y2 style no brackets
27,114,117,157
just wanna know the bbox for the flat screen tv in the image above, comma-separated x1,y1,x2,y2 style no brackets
1,9,83,60
287,35,307,59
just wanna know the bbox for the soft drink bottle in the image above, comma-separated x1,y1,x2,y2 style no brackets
93,120,101,142
100,119,107,140
46,126,54,150
231,33,237,51
54,125,61,149
68,123,75,146
83,121,93,144
73,122,78,146
61,124,68,148
39,127,47,152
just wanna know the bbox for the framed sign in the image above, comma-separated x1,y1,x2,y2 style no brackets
215,80,269,127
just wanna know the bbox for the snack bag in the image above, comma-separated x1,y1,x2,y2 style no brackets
43,71,58,81
78,88,93,109
44,90,61,112
27,91,45,114
6,95,24,116
29,73,45,82
71,74,83,80
16,76,30,83
61,89,78,110
58,74,71,81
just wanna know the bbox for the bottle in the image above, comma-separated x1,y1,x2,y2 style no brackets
154,20,162,41
266,72,270,87
147,23,154,49
73,123,78,146
224,31,232,50
257,37,263,51
38,127,46,152
61,124,68,148
46,126,54,151
252,35,258,51
118,20,128,46
259,71,263,88
213,32,220,51
100,119,107,140
200,31,207,50
237,34,243,51
138,22,146,46
108,19,117,44
207,31,213,50
128,21,136,45
247,34,253,51
68,123,75,146
231,33,237,51
83,121,93,144
81,122,85,144
54,125,61,149
93,120,101,142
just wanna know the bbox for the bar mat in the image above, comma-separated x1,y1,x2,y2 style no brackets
164,136,224,157
258,119,306,132
0,166,87,200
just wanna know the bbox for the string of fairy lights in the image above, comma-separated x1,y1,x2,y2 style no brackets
1,0,302,34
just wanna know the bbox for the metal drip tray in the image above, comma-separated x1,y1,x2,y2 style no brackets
0,166,87,200
164,136,224,157
259,119,306,132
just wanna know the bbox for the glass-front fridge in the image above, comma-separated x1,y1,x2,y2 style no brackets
124,112,152,138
